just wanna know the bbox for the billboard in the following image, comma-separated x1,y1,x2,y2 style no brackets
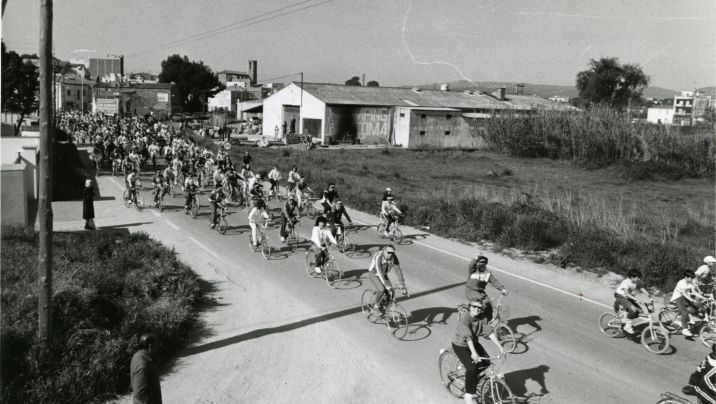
96,98,119,115
157,92,169,102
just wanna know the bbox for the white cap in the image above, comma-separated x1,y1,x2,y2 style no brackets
386,187,392,192
705,256,716,264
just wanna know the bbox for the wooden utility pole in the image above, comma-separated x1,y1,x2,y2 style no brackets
38,0,54,344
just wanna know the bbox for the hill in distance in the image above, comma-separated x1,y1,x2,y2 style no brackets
414,80,710,100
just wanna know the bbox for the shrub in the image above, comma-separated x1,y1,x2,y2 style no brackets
1,227,204,403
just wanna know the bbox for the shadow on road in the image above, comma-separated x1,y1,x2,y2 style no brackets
505,365,550,404
409,306,455,326
100,222,153,229
179,281,465,357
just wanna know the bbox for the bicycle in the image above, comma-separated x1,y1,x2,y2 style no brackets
437,350,516,404
248,225,272,259
458,294,516,353
659,293,716,347
299,192,317,219
215,204,229,234
285,219,300,251
153,186,169,212
184,193,200,219
267,181,286,201
599,297,670,354
122,186,145,211
305,245,342,288
335,223,355,254
360,286,410,340
377,213,404,244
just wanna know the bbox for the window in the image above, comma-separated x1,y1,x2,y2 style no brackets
67,90,71,96
77,90,80,97
399,112,405,117
420,114,427,119
445,131,451,136
446,114,452,120
419,130,426,136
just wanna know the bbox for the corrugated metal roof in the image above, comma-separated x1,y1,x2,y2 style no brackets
296,82,571,111
219,70,250,76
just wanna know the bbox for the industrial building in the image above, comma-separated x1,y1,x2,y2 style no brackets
261,82,574,148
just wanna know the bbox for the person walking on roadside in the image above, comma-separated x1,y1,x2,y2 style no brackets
82,179,96,230
131,333,163,404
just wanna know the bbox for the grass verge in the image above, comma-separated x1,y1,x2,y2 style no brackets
1,226,205,403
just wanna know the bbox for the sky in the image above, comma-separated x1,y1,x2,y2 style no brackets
2,0,714,90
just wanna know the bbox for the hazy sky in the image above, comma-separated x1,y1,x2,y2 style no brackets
2,0,714,90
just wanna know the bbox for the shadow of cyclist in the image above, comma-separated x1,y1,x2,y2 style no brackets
504,365,550,402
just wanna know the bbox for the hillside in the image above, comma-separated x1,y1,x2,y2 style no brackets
415,80,689,100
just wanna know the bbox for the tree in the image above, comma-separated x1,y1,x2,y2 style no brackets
1,42,40,135
158,54,222,112
366,80,379,87
575,57,649,109
345,76,361,86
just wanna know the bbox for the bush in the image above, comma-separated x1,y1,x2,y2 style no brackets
1,227,204,403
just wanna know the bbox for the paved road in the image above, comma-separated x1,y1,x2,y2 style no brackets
72,173,704,404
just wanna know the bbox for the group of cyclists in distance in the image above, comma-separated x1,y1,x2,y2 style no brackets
68,111,714,403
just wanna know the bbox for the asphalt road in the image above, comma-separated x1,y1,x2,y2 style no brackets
90,172,704,404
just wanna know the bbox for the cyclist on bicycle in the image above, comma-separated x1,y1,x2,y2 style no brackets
613,270,650,334
310,216,337,274
248,199,270,248
671,270,708,337
465,255,506,320
184,173,200,212
208,187,227,229
280,194,300,243
150,171,166,206
195,155,206,186
213,167,225,190
321,183,339,214
368,245,408,314
297,178,312,211
287,165,300,194
327,199,353,239
225,167,240,201
162,165,176,191
696,256,716,295
268,164,282,198
687,344,716,403
452,296,506,404
380,196,402,238
125,169,140,203
249,180,264,207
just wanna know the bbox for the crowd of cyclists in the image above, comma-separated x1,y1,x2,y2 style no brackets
66,111,714,403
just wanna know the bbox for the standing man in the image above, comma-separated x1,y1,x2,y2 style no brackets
131,333,162,404
290,116,296,134
82,179,96,230
282,121,288,137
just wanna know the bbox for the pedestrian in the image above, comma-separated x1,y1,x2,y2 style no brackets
83,179,96,230
282,120,287,137
274,125,279,138
290,116,296,134
131,333,163,404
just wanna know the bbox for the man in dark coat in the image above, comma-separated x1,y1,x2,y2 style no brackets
131,333,163,404
83,179,96,230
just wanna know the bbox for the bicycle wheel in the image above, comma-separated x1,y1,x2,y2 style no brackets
377,222,386,235
191,203,198,219
438,349,466,398
598,312,625,338
305,250,319,277
494,323,517,353
306,204,317,219
324,259,342,288
218,218,228,234
123,190,130,208
261,238,272,259
641,325,670,354
480,378,516,404
135,196,145,211
340,233,354,253
392,228,404,244
386,302,409,340
658,308,680,334
361,289,382,324
700,322,716,348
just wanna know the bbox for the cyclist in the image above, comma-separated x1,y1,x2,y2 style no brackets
671,270,708,337
382,187,394,201
184,173,200,212
287,165,300,195
613,270,650,334
368,245,408,315
225,167,240,201
452,296,506,404
125,169,141,204
208,187,227,229
162,165,176,192
268,164,282,198
248,199,270,248
296,178,312,210
213,167,225,190
195,154,206,187
696,256,716,294
310,216,337,274
249,180,264,207
242,150,253,167
687,344,716,403
280,194,300,243
327,199,353,240
321,183,339,214
380,196,402,238
150,170,166,207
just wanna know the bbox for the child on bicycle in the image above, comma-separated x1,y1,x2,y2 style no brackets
327,200,353,240
208,187,227,229
452,297,505,404
248,199,270,248
380,196,402,238
465,254,507,321
613,270,650,334
671,270,707,337
280,195,300,243
310,216,337,274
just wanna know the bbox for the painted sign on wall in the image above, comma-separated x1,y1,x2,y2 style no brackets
325,106,391,142
95,98,119,114
157,92,169,103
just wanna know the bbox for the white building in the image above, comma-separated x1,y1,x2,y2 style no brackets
646,107,674,125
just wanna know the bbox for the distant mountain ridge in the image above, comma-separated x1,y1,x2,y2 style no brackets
414,80,714,100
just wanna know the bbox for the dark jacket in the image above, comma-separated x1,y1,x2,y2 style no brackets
131,350,162,404
82,185,95,220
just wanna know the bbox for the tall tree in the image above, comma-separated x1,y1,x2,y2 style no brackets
366,80,379,87
345,76,361,86
575,57,649,109
2,42,40,135
158,54,222,112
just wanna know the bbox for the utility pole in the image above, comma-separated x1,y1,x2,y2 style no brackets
362,74,365,86
38,0,54,344
299,72,303,134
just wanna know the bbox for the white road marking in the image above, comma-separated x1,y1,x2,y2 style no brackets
108,176,124,190
165,220,180,230
188,236,221,259
150,209,161,217
352,218,610,309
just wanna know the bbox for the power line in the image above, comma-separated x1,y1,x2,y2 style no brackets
258,72,302,84
126,0,338,59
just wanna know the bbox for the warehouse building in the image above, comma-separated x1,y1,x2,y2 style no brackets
262,82,574,148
